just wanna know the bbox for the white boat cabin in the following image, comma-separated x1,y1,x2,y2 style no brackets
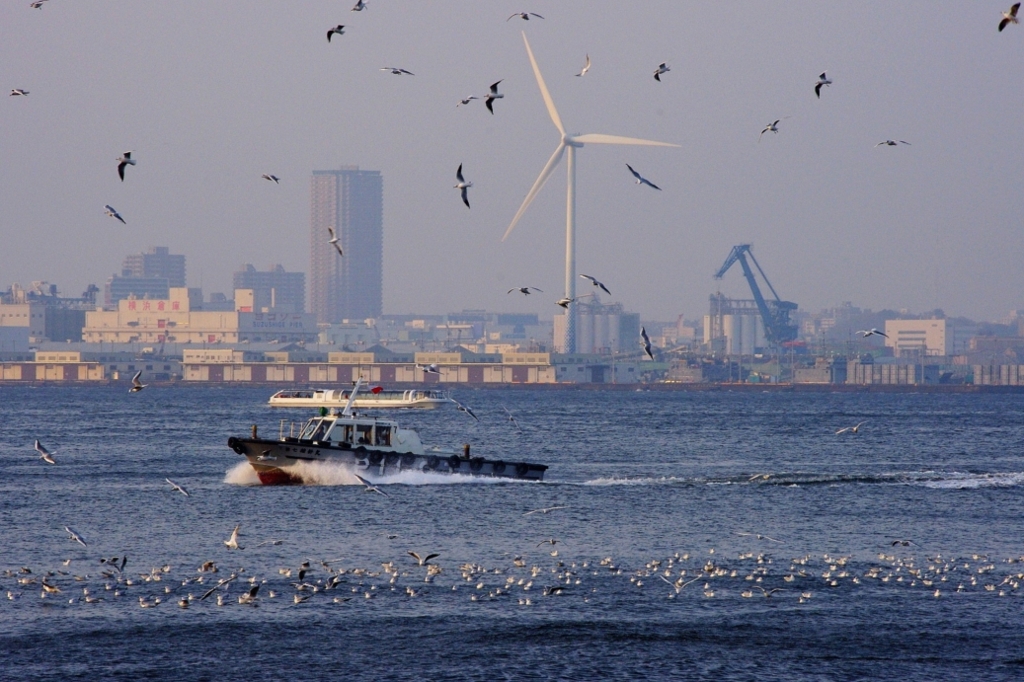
292,414,424,454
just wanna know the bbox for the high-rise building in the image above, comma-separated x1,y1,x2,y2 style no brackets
310,167,383,324
122,247,185,286
232,264,306,313
105,246,186,307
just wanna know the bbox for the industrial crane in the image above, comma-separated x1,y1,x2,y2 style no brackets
713,245,798,346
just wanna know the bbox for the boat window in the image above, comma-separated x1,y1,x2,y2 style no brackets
299,419,321,440
310,421,330,442
375,426,391,447
356,424,373,444
340,424,354,443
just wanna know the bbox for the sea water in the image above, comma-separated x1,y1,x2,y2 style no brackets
2,385,1024,680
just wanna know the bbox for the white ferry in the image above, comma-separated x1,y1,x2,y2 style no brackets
268,387,448,410
231,382,546,485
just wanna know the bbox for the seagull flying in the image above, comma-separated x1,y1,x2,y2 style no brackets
502,405,521,430
35,440,56,464
508,286,542,295
381,67,414,75
579,273,610,295
450,397,479,421
891,539,919,547
457,95,478,107
224,524,243,550
261,174,280,183
759,120,780,142
64,526,88,547
165,478,190,497
104,205,126,224
30,1,48,8
1000,3,1020,31
351,0,367,10
484,80,503,114
875,140,911,147
416,363,440,375
327,25,345,42
523,506,567,516
354,473,389,497
129,370,147,393
555,294,593,308
454,163,472,208
626,163,661,190
327,226,344,256
653,63,670,82
116,151,135,181
640,326,654,359
835,421,867,435
408,551,439,566
857,328,888,338
815,71,832,98
575,54,591,77
507,12,544,21
10,89,29,96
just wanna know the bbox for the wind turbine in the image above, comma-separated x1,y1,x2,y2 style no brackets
501,33,678,354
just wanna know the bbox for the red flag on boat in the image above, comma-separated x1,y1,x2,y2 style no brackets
371,386,383,394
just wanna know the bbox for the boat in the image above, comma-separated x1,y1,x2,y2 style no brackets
268,387,448,410
231,382,547,485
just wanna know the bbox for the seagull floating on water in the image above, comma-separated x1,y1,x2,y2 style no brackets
626,163,661,190
104,205,125,224
116,151,135,181
454,163,472,208
640,326,654,359
523,506,567,516
653,63,670,81
10,89,29,96
575,54,591,77
580,274,610,295
1000,3,1020,31
327,25,345,42
507,12,544,21
484,80,503,114
815,71,832,98
875,140,911,147
129,370,147,392
261,174,280,183
165,478,190,497
327,226,344,256
35,440,56,464
381,67,414,75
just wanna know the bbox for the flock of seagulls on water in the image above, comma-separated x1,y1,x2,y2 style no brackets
7,528,1024,614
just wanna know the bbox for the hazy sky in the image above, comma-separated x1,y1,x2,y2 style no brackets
2,2,1022,323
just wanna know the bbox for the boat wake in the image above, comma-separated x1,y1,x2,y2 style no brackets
224,460,513,487
581,471,1024,490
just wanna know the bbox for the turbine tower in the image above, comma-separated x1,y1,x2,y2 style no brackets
502,33,678,354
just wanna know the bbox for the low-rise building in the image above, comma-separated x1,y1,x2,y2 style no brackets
884,319,952,357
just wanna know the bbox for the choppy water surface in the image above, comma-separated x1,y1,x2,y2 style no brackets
2,386,1024,681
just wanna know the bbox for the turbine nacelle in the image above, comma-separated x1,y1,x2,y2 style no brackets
562,134,584,148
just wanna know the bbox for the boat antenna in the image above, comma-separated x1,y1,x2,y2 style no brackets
342,377,363,417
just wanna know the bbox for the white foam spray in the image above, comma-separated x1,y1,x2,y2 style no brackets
224,459,514,487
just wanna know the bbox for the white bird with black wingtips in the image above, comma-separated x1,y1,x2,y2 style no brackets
579,274,610,295
1000,3,1020,31
759,120,780,142
35,440,56,464
640,326,654,360
224,524,243,550
10,89,29,96
653,63,670,81
454,164,473,208
485,80,503,114
129,370,147,393
575,54,591,77
815,71,832,98
116,152,135,181
327,226,344,256
165,478,190,497
104,205,126,224
351,0,367,11
327,25,345,42
875,140,910,147
626,164,661,190
507,12,544,21
381,67,414,75
64,526,88,547
261,174,280,183
354,473,389,497
508,286,542,296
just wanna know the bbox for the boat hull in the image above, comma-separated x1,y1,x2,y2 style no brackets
228,437,547,485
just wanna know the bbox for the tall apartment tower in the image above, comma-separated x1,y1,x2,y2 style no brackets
122,246,186,286
233,264,306,313
310,167,383,324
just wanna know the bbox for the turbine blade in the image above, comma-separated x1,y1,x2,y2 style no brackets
522,32,564,136
573,133,680,147
502,143,566,242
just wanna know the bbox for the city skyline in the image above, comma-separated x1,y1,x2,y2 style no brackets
1,3,1022,322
